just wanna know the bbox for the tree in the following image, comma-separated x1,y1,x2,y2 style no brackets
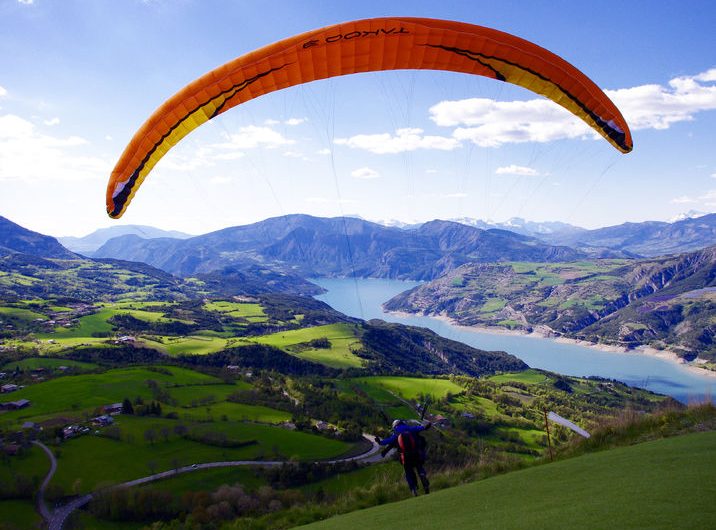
144,428,157,445
121,398,134,415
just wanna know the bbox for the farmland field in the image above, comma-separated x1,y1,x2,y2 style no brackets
351,376,464,401
250,323,364,368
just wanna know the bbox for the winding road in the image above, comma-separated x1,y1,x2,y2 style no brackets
36,434,383,530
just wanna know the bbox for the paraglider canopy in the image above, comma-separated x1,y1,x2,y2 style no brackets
106,17,632,219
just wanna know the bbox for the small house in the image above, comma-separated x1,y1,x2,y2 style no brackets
103,403,123,415
63,425,81,438
432,414,450,427
92,414,114,427
1,384,18,393
315,420,330,431
0,399,30,410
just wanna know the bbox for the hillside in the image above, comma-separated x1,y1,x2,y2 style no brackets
93,215,585,280
0,216,76,260
385,247,716,365
302,430,716,529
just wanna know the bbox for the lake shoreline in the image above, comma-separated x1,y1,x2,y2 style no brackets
386,309,716,380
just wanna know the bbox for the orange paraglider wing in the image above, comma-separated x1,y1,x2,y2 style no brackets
107,17,632,218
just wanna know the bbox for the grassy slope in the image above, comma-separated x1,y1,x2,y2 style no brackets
249,323,364,368
302,431,716,530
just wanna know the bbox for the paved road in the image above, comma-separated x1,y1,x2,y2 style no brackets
31,441,56,522
45,433,382,529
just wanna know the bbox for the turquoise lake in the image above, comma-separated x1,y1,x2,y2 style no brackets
313,277,716,404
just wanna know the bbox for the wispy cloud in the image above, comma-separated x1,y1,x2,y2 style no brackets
43,117,60,126
285,117,307,126
495,165,541,176
335,127,460,154
216,125,293,150
305,197,358,205
0,85,7,97
671,195,697,204
0,113,108,181
351,167,380,179
671,189,716,207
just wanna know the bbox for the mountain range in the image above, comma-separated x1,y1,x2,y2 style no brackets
539,213,716,257
59,224,193,255
92,214,585,280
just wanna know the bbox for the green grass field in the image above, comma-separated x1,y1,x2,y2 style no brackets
167,401,292,424
301,431,716,529
0,305,48,321
203,300,268,323
0,357,98,372
351,377,464,401
488,369,549,385
0,499,42,530
139,466,266,495
250,323,364,368
50,415,352,493
0,366,221,428
142,335,228,356
168,383,251,406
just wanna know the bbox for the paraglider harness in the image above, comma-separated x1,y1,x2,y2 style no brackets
397,429,427,465
381,399,431,462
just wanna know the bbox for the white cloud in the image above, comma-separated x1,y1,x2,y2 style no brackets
263,119,280,125
316,148,331,155
431,98,591,147
210,176,233,184
0,113,108,181
428,68,716,147
18,0,34,4
495,165,541,176
282,150,304,158
305,197,358,205
218,125,293,150
711,172,716,179
673,189,716,207
351,167,380,179
607,69,716,130
441,192,467,199
335,127,460,154
285,117,307,126
700,190,716,202
0,86,7,97
43,117,60,126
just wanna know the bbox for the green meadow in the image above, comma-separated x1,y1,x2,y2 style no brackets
51,415,351,493
250,323,364,368
350,376,464,401
203,300,268,323
0,357,98,372
301,431,716,530
0,366,221,428
142,335,229,356
488,369,549,385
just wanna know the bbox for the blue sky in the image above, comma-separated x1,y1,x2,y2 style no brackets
1,0,715,237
